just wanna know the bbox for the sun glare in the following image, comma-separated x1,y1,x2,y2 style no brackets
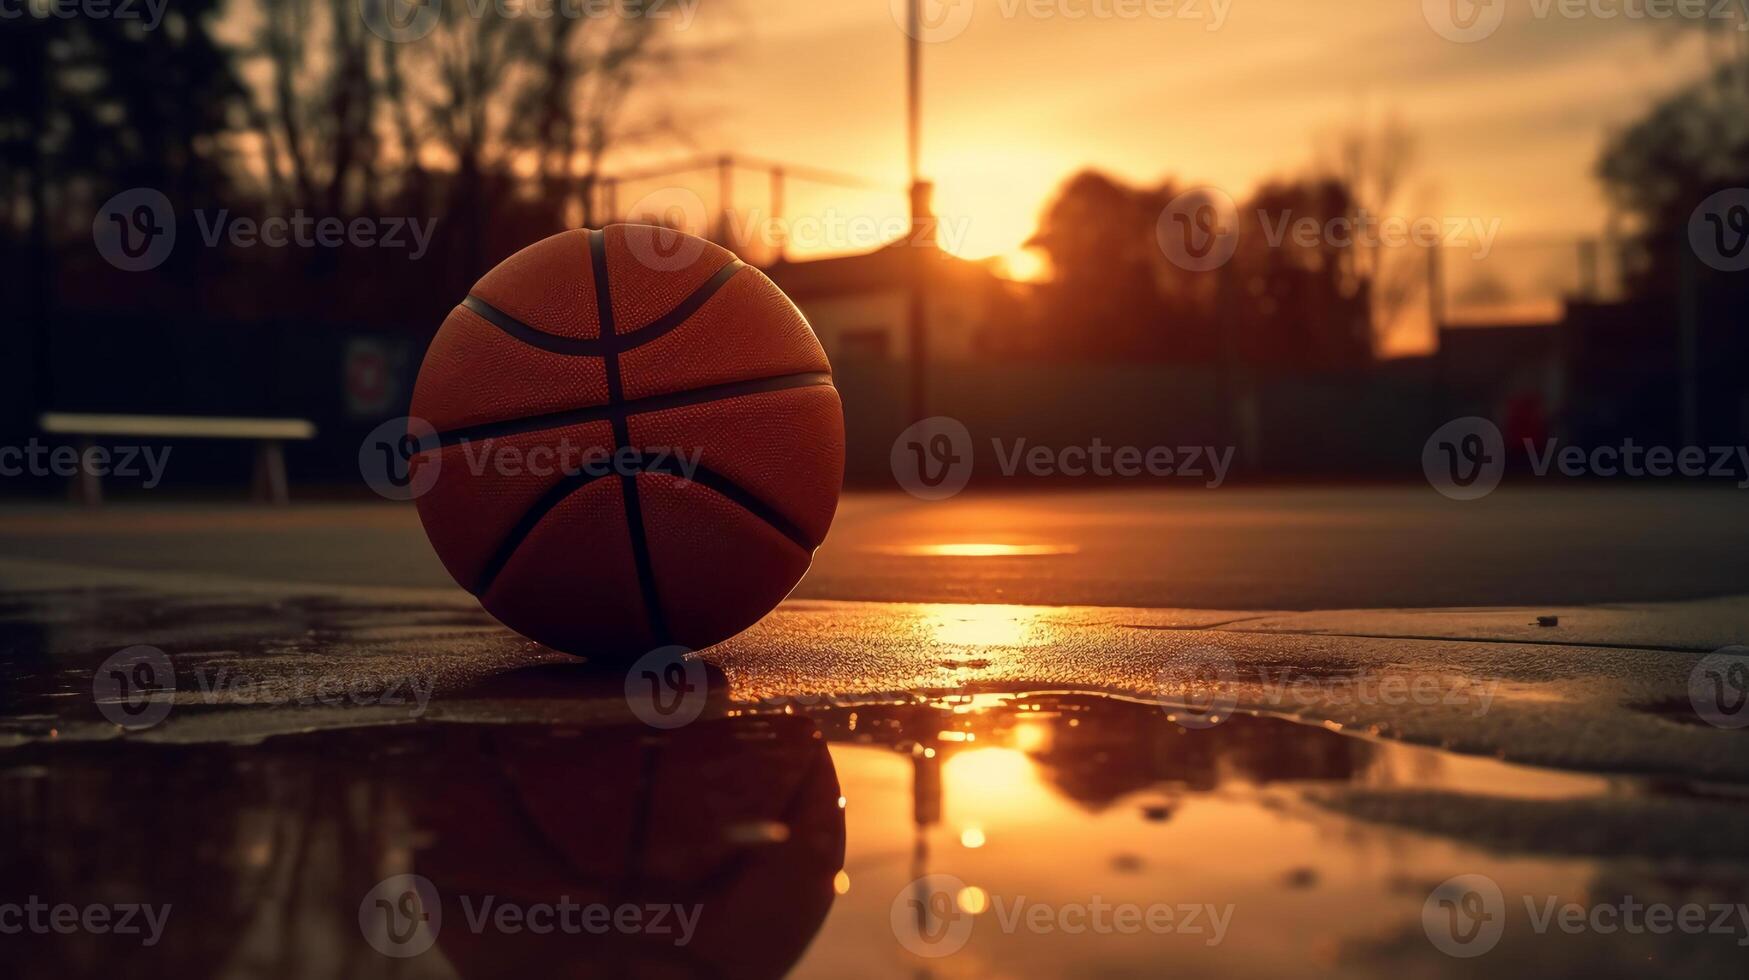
920,604,1049,647
956,885,991,915
926,149,1065,262
996,248,1048,282
875,543,1078,557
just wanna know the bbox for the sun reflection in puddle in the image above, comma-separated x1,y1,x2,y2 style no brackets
800,694,1659,977
917,604,1051,647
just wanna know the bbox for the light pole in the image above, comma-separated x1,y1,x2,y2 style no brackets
905,1,934,423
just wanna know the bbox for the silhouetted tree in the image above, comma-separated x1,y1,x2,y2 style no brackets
1314,112,1420,356
1597,62,1749,297
510,2,706,227
239,0,381,218
234,0,707,277
1023,169,1374,368
1026,170,1186,359
0,2,240,426
1232,179,1372,370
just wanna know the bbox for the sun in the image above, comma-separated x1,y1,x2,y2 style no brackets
925,148,1062,269
995,248,1048,282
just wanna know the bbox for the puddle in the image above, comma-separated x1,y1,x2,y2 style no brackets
3,693,1746,978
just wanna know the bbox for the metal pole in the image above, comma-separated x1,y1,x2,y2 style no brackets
905,0,929,422
1429,243,1447,424
1578,239,1598,301
906,5,921,183
770,167,787,264
1678,232,1699,446
717,155,735,247
1427,242,1444,338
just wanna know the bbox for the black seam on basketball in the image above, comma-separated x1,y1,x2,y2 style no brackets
469,460,816,596
593,228,670,646
459,296,608,355
430,371,836,447
640,461,817,553
592,230,624,405
613,259,745,351
472,469,615,596
457,257,743,358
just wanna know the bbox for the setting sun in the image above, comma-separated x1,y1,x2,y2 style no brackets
996,248,1049,282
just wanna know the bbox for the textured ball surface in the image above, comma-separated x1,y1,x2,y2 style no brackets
410,225,843,657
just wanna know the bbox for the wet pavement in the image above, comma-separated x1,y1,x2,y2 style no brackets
10,698,1749,978
3,486,1749,609
2,540,1749,977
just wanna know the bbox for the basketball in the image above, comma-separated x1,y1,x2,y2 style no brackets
408,225,844,659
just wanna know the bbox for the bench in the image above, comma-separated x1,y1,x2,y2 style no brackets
38,413,318,505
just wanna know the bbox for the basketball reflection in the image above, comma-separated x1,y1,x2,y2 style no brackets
408,717,845,979
0,716,844,980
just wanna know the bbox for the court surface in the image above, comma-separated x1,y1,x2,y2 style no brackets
1,485,1746,607
3,486,1748,977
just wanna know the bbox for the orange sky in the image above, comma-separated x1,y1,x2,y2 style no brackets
220,1,1732,354
633,0,1719,269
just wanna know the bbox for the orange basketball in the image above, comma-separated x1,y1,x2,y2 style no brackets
408,225,843,658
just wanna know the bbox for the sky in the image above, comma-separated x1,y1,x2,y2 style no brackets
626,0,1728,274
206,0,1734,353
